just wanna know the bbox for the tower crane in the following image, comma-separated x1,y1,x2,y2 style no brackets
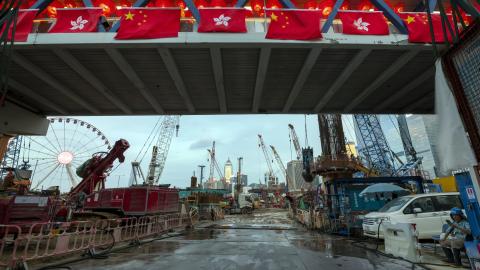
270,145,291,191
131,116,180,185
207,141,225,186
288,124,302,160
258,134,276,187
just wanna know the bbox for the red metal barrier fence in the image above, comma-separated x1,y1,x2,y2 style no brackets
0,213,194,269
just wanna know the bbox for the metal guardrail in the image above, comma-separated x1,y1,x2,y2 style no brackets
0,213,194,269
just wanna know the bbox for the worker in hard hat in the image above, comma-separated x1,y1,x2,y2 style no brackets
440,207,471,266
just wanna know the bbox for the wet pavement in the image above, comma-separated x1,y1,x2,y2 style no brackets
66,209,416,270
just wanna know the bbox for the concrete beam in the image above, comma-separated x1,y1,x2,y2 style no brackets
252,48,271,113
52,48,132,114
344,50,418,112
8,79,68,115
105,48,165,114
210,48,227,113
403,92,433,112
374,68,434,112
283,48,322,112
12,52,100,114
157,48,196,113
0,101,49,135
314,49,371,112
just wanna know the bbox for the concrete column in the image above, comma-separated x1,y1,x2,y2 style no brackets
0,102,49,135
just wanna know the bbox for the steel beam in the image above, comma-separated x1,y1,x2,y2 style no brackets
374,68,434,112
314,49,370,112
403,92,433,112
53,49,132,114
11,52,100,114
427,0,437,12
105,48,165,114
252,48,271,113
283,48,322,112
210,48,227,113
0,102,49,136
30,0,53,13
157,48,196,113
344,50,418,112
8,79,68,115
184,0,200,22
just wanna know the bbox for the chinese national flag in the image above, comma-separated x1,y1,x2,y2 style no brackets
266,9,322,40
3,9,37,42
338,11,389,35
399,13,453,43
115,8,180,39
198,8,247,33
49,8,103,33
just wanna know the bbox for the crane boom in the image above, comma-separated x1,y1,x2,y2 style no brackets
258,134,274,177
270,145,291,190
147,116,180,185
288,124,302,160
208,149,224,180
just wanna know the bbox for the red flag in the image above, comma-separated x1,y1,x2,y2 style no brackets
338,11,389,35
399,12,453,43
2,9,37,42
198,8,247,33
115,8,180,39
266,9,322,40
49,8,103,33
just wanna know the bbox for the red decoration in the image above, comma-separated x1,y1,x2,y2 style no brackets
210,0,227,7
250,0,264,15
267,0,282,9
45,0,63,18
340,0,349,10
92,0,117,17
317,0,334,17
155,0,175,7
5,10,37,42
115,8,181,39
196,0,209,8
358,0,373,11
304,0,317,9
266,9,322,40
176,0,186,9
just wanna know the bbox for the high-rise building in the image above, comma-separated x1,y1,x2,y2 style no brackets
346,141,357,157
224,158,233,183
231,174,248,187
287,160,304,192
406,115,439,179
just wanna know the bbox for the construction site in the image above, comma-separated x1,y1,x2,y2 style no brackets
0,0,480,269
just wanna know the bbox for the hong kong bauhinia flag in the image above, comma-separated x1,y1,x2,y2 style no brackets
198,8,247,33
115,8,181,39
338,11,389,35
399,12,453,43
48,8,102,33
266,9,322,40
3,9,37,42
49,8,103,33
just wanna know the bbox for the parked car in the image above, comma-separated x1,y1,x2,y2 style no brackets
362,192,463,239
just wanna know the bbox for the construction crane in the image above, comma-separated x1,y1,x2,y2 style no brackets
207,141,225,185
288,124,302,160
354,114,395,176
131,116,180,185
258,134,276,187
270,145,291,191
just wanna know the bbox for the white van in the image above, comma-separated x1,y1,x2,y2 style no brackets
362,192,462,239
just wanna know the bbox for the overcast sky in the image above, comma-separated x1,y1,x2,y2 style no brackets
23,115,360,191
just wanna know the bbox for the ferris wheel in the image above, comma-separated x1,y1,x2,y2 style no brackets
20,117,112,192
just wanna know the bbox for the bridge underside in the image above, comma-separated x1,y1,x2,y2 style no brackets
7,32,436,116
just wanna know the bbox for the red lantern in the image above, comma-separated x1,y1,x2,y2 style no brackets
340,0,349,10
267,0,281,9
176,0,186,9
317,0,334,17
211,0,227,7
93,0,117,17
155,0,175,7
304,0,317,9
196,0,209,8
45,0,63,18
358,0,373,11
250,0,264,15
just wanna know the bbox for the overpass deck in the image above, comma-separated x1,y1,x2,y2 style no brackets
8,22,436,116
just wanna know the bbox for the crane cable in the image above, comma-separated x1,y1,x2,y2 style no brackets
133,116,163,163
